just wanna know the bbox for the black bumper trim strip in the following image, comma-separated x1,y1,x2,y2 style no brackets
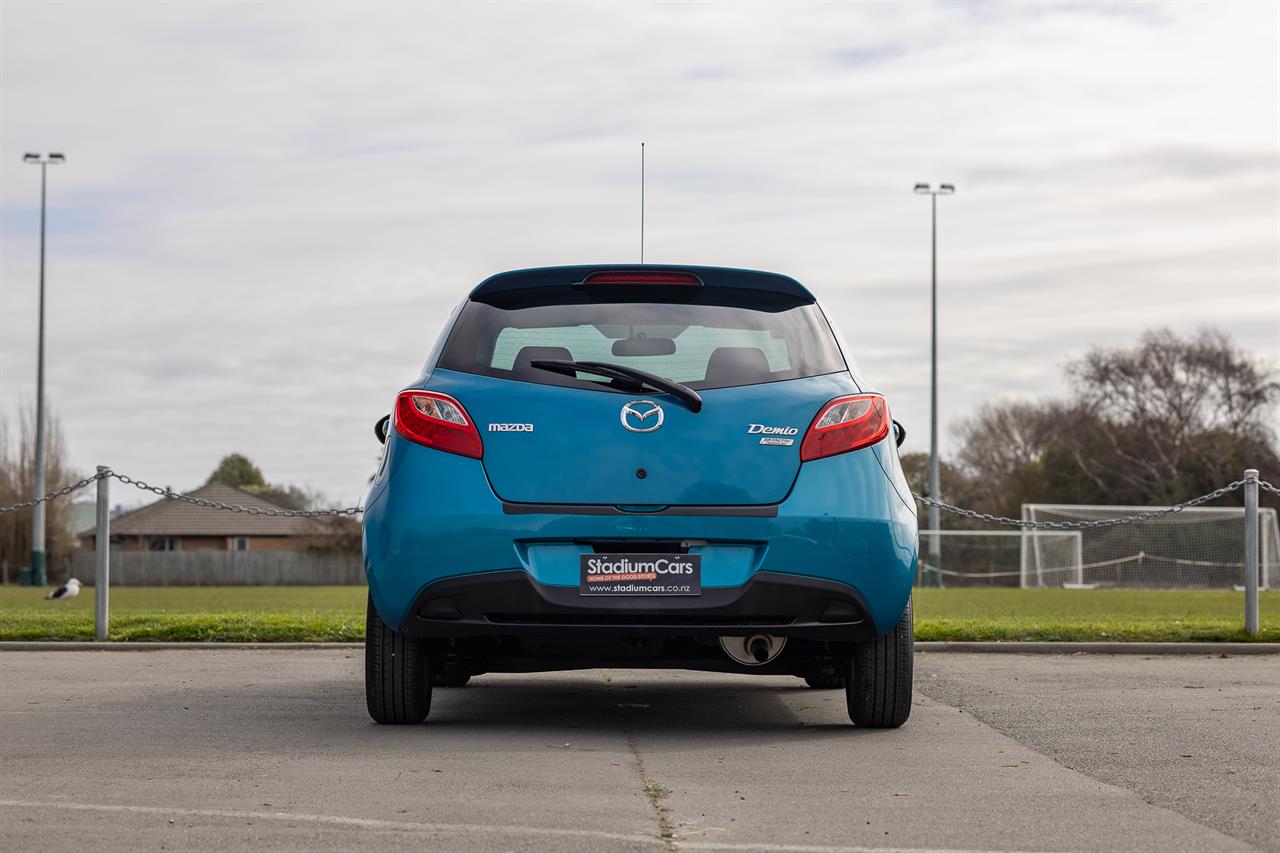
501,502,778,518
402,570,877,642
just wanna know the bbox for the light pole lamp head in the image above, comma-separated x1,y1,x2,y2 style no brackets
913,183,931,194
938,183,955,194
23,153,41,163
48,153,66,163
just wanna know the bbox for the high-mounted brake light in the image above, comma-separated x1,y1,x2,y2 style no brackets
394,391,483,459
583,271,702,286
800,394,890,462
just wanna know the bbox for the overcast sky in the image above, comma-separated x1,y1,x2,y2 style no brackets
1,0,1277,508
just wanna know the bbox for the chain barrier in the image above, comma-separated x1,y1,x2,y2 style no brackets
110,473,363,517
0,472,109,515
0,471,1267,526
913,480,1245,530
0,469,363,517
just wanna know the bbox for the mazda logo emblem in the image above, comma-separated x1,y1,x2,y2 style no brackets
620,400,664,432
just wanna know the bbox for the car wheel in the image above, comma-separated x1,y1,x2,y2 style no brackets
845,598,913,728
432,672,471,688
803,672,846,689
365,595,432,724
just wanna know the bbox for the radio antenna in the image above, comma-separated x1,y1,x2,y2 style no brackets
640,142,645,264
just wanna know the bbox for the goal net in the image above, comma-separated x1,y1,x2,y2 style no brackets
917,531,1083,588
1021,505,1280,590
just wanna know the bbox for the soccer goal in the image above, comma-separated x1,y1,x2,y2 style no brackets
1021,504,1280,590
917,530,1083,588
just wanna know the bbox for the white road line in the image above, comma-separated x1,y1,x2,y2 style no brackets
678,842,1057,853
0,800,1068,853
0,799,659,846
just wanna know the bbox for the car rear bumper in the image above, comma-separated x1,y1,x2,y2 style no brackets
364,436,918,636
402,569,880,641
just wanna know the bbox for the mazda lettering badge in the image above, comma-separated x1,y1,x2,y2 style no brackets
620,400,664,432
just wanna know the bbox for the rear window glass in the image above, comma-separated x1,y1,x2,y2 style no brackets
436,285,846,391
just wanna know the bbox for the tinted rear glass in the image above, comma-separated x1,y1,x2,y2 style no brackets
437,285,846,391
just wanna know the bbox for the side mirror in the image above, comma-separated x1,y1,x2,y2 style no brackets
375,414,391,444
892,420,906,448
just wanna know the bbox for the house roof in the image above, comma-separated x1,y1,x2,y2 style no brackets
79,482,330,538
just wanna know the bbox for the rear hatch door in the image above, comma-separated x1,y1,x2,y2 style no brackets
430,368,859,506
426,271,855,507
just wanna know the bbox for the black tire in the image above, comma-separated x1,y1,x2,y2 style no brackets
803,673,846,689
365,595,432,724
432,672,471,688
845,598,913,728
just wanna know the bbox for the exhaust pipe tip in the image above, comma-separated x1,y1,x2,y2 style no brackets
719,634,787,667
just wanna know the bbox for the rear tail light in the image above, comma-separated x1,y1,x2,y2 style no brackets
800,394,890,462
394,391,483,459
583,270,702,285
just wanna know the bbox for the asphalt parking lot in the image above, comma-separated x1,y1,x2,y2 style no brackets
1,650,1276,852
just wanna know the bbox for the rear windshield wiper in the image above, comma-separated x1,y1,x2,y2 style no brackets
529,359,703,413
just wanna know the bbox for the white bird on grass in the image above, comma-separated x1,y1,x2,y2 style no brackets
46,578,81,601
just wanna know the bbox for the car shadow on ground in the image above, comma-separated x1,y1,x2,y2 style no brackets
419,672,872,742
118,670,880,752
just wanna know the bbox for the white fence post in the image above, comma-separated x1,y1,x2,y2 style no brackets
1244,468,1259,637
94,466,110,641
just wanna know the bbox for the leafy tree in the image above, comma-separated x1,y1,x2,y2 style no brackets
251,483,320,512
206,453,266,489
205,454,335,514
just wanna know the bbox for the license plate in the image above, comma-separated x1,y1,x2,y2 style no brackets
579,553,701,596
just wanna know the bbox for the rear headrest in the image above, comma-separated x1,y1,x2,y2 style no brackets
703,346,772,387
513,345,573,373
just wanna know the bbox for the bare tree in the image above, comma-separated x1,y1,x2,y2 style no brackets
1065,328,1280,501
948,328,1279,516
954,401,1071,513
0,406,85,583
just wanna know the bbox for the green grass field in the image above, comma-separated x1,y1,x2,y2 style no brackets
0,586,365,642
0,585,1274,642
914,588,1276,642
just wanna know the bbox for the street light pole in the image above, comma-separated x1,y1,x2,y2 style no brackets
914,182,955,588
22,152,65,587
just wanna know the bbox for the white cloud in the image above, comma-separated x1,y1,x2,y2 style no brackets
1,0,1276,503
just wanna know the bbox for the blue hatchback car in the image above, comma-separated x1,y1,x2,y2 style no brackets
363,265,918,727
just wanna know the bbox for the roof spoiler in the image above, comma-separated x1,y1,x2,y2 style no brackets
469,264,816,301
